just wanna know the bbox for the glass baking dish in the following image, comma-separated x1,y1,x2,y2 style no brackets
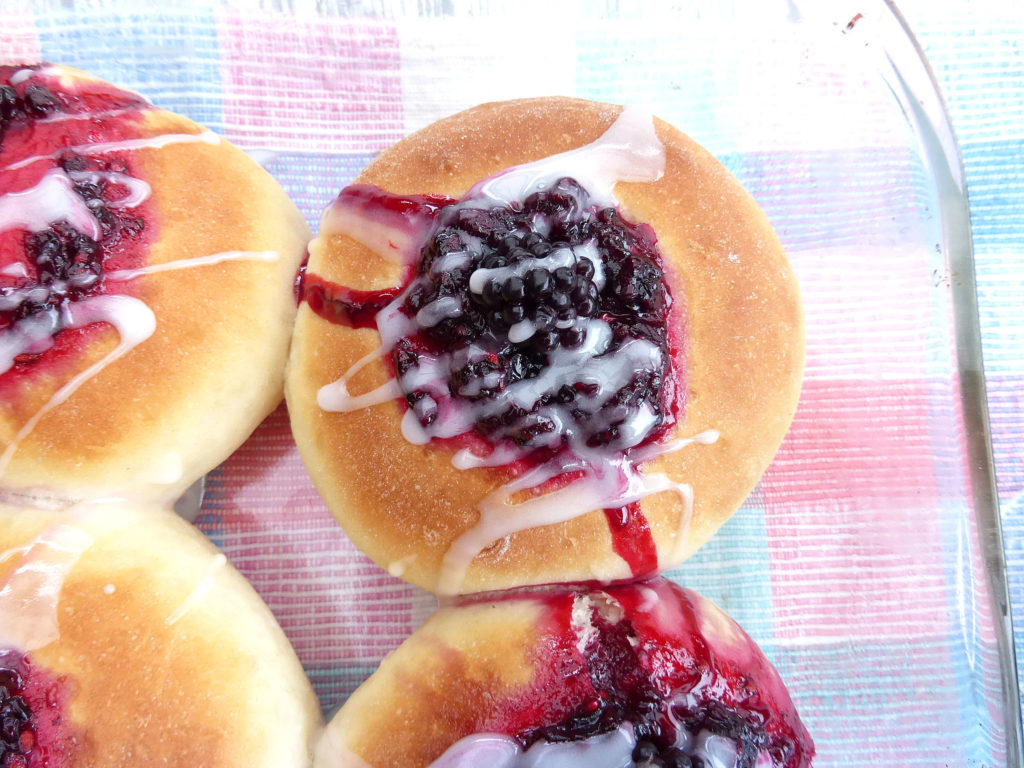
9,0,1019,764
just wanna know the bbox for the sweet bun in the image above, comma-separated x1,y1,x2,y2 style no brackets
0,501,320,768
287,97,803,594
0,64,310,506
316,578,813,768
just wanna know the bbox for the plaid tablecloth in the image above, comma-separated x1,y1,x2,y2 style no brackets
2,0,1022,765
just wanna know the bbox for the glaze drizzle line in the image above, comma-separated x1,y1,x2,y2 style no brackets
0,524,94,652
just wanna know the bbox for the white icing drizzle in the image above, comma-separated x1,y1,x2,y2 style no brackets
0,295,157,474
436,434,715,595
317,188,437,265
36,105,148,126
467,244,577,294
319,108,715,593
9,68,35,86
0,169,102,239
317,345,404,412
0,308,59,371
3,130,221,172
0,524,94,651
66,169,152,208
469,105,665,209
105,250,279,281
428,726,636,768
165,552,227,626
427,722,746,768
1,262,30,278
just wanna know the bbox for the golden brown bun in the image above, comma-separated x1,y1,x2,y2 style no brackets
0,65,310,506
0,501,320,768
316,580,813,768
287,97,803,594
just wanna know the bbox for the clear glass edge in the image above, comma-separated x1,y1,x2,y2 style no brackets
867,1,1024,763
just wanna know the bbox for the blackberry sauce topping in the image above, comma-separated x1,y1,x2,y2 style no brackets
1,65,152,370
1,80,62,149
0,652,33,768
517,597,779,768
389,175,677,459
1,155,146,361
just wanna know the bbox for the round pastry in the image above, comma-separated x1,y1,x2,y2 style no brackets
0,501,320,768
287,97,804,595
316,578,813,768
0,63,310,506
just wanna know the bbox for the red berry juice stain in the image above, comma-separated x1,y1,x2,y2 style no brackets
603,502,659,577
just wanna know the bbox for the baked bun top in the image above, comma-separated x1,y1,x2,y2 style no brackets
317,578,813,768
0,501,320,768
287,97,803,595
0,64,310,507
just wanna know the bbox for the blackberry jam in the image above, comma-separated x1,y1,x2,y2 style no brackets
387,175,679,461
0,652,33,768
1,64,151,373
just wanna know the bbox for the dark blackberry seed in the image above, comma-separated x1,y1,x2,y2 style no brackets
556,306,576,323
550,291,572,311
522,232,543,248
508,246,533,264
632,744,655,765
502,304,525,324
413,395,438,425
57,152,89,173
571,278,591,302
24,84,58,116
557,385,576,403
553,266,574,288
487,309,506,330
576,258,595,280
562,327,585,348
507,353,528,381
0,85,19,120
576,296,597,317
500,235,520,250
482,254,507,270
454,208,495,238
72,234,98,257
662,749,692,768
526,268,552,297
502,276,526,302
529,241,552,258
94,207,115,235
533,307,556,333
535,330,560,352
404,284,431,312
482,279,503,307
690,758,705,768
73,180,103,200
